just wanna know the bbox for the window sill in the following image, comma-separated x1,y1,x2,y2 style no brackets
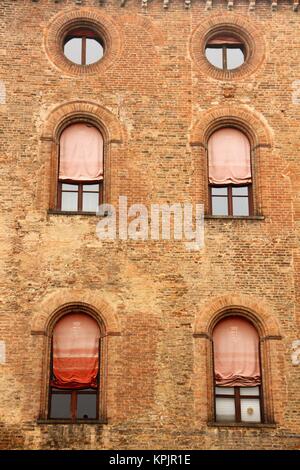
37,419,108,425
208,422,276,428
204,215,265,220
48,209,108,217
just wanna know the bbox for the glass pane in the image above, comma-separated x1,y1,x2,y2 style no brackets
215,397,235,422
212,196,228,216
215,387,234,395
61,191,78,211
205,47,223,69
82,192,99,212
50,394,71,419
86,38,104,65
76,394,97,419
241,398,261,422
62,183,78,191
211,187,228,196
83,184,99,192
232,186,248,196
64,38,82,65
240,386,260,396
227,47,244,70
232,196,249,216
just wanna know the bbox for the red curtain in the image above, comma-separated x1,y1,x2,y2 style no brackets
213,316,261,387
51,313,100,389
59,123,103,181
208,128,252,185
208,35,243,45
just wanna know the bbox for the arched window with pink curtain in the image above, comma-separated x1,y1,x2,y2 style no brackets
49,313,100,421
212,316,263,423
57,122,104,213
208,127,253,216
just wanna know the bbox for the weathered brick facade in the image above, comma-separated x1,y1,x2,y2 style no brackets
0,0,299,450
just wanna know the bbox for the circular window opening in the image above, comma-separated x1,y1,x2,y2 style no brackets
205,33,245,71
63,28,104,66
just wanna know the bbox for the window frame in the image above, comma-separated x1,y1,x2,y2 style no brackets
205,43,245,71
57,180,104,213
211,316,265,425
55,121,105,214
214,385,263,423
63,29,104,66
207,127,254,217
209,183,253,216
48,321,101,423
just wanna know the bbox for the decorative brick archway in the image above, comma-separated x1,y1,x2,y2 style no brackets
38,100,125,211
189,105,273,215
192,294,282,426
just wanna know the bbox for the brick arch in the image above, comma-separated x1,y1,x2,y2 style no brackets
31,289,121,336
190,12,266,81
41,100,124,144
45,8,123,76
190,105,273,149
121,14,164,47
194,294,281,338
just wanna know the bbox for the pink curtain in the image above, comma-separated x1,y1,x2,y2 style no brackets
208,36,243,45
213,316,261,387
59,123,103,181
208,128,252,185
51,313,100,389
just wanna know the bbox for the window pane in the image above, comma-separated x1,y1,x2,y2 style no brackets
212,196,228,216
232,186,248,196
82,192,99,212
215,387,234,395
64,38,82,65
62,183,78,191
205,47,223,69
232,196,249,216
76,394,97,419
240,398,261,422
83,184,99,192
215,397,235,422
240,386,260,396
227,47,244,70
50,394,71,419
86,38,104,65
61,191,78,211
211,187,228,196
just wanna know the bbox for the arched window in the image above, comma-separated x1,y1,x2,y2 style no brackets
212,316,262,423
208,128,253,216
49,313,100,421
57,123,104,213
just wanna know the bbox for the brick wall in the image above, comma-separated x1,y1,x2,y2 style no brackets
0,0,299,449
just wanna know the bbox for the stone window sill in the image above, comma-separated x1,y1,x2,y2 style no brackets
48,209,108,217
37,419,107,425
208,422,276,428
205,215,265,221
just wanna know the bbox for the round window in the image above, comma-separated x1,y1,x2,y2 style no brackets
205,33,245,71
63,28,104,66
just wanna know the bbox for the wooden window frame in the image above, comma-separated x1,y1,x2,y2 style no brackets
57,180,104,213
48,338,101,423
55,122,105,214
209,184,253,216
206,43,245,71
214,385,263,423
63,30,104,66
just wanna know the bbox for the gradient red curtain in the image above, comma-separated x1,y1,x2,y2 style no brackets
208,128,251,185
213,316,261,387
208,35,243,45
51,313,100,389
59,123,104,181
